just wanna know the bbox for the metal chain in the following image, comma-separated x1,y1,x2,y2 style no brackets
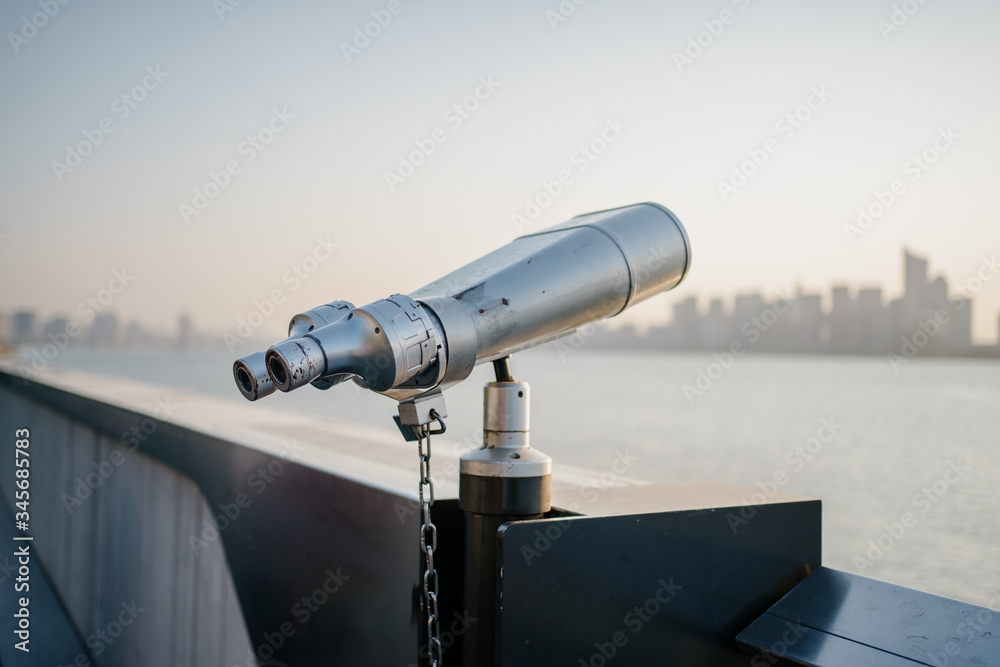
418,410,443,667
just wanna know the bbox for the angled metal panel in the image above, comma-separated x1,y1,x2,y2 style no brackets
498,498,822,666
737,568,1000,666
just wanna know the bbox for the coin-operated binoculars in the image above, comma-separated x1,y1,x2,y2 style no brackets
233,202,691,666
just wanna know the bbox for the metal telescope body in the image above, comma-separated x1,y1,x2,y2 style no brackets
233,201,690,666
234,202,691,408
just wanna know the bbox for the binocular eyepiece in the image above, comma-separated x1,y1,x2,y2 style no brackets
234,202,691,404
233,301,355,401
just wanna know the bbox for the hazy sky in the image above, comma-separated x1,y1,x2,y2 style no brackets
2,0,999,345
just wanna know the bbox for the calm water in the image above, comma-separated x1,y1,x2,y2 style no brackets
19,345,1000,608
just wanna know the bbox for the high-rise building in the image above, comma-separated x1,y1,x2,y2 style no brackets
796,294,824,353
89,313,119,346
13,311,37,342
699,299,730,350
732,293,765,346
946,298,972,352
42,316,70,344
178,313,193,348
927,276,948,310
904,249,929,310
0,313,12,342
855,288,888,354
670,297,699,349
828,287,854,353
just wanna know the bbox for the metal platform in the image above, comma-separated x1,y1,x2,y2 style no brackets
738,567,1000,666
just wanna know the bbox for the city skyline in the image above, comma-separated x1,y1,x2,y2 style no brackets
3,248,998,364
586,248,998,358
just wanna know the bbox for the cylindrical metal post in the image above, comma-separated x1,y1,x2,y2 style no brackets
459,379,551,667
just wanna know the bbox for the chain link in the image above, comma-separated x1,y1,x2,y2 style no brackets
418,411,443,667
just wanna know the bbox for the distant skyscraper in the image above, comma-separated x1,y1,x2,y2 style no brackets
42,316,69,343
947,298,972,352
731,294,765,346
89,313,119,346
178,313,193,348
927,276,948,310
670,297,699,349
856,288,887,354
828,287,854,353
13,311,37,342
904,249,929,310
124,320,155,347
699,299,730,350
0,313,11,342
796,294,824,353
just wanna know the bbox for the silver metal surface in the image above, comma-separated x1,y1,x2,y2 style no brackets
266,334,327,392
460,443,552,479
359,295,440,395
461,381,551,479
288,300,354,336
483,381,529,442
233,202,690,405
411,202,690,365
233,300,354,401
263,295,439,395
232,351,274,401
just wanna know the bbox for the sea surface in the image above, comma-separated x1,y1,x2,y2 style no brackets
16,345,1000,608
